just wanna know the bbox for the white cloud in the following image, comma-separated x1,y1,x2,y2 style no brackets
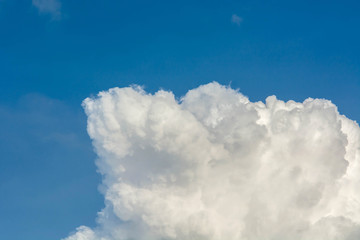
63,82,360,240
32,0,61,19
231,14,243,26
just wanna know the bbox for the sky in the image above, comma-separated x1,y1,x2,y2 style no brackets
0,0,360,240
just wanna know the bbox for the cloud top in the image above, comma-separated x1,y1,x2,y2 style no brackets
64,82,360,240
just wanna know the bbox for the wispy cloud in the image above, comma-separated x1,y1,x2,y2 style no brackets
231,14,243,26
32,0,61,20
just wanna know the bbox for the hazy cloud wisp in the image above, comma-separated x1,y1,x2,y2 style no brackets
32,0,61,19
64,82,360,240
231,14,242,26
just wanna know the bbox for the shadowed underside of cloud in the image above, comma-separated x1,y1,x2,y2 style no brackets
63,82,360,240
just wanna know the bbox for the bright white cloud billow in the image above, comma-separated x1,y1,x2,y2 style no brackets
64,82,360,240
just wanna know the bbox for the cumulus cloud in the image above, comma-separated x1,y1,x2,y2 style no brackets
231,14,243,26
63,82,360,240
32,0,61,19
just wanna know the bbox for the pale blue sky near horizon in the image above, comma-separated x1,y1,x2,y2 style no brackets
1,0,360,239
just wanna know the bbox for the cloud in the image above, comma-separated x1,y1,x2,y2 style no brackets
32,0,61,19
63,82,360,240
231,14,243,26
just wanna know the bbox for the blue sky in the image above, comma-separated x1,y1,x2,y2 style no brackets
0,0,360,239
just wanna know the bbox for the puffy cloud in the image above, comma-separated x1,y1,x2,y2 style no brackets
63,82,360,240
65,226,96,240
231,14,242,26
32,0,61,19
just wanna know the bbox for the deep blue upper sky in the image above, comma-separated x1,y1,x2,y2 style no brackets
1,0,360,239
